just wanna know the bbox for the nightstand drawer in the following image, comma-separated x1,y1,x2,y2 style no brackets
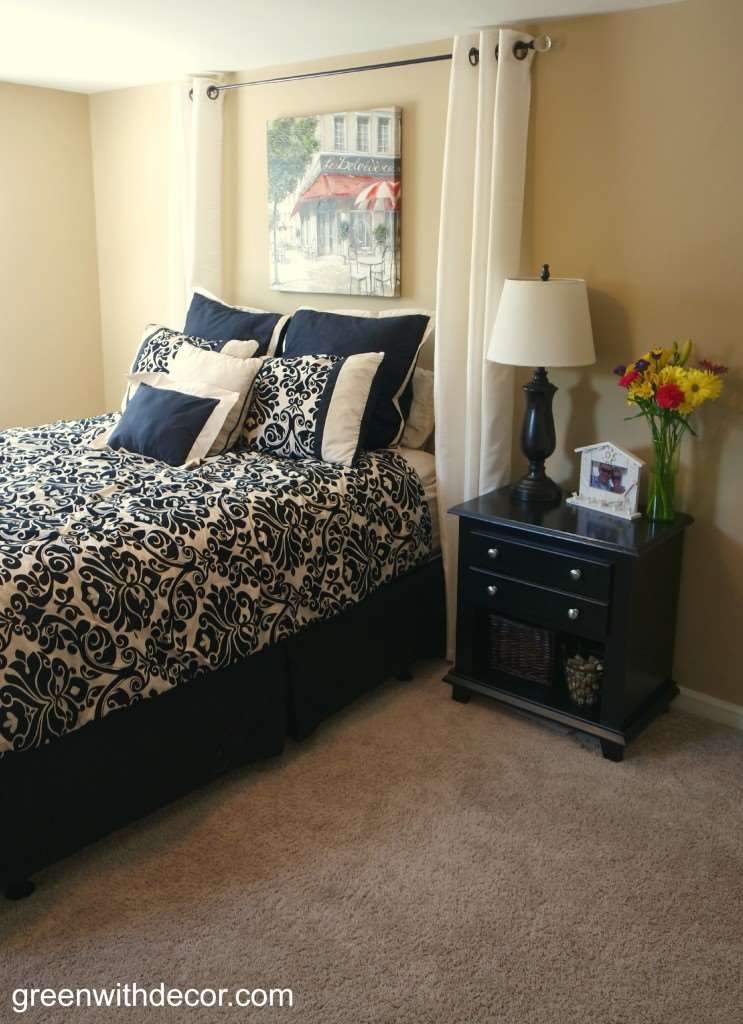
465,567,609,641
465,529,611,602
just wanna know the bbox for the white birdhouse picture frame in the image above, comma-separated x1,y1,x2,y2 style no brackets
566,442,643,521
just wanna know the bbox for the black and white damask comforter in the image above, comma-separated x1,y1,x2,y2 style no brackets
0,416,432,758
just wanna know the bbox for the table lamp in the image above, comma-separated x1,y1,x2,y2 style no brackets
488,264,595,504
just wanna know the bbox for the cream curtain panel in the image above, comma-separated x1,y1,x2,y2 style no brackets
434,29,535,656
168,76,224,327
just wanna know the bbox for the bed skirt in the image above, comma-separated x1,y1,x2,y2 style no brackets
0,555,445,894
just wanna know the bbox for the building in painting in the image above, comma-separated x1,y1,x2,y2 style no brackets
291,108,401,259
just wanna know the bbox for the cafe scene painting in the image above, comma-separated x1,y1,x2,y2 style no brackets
267,107,401,297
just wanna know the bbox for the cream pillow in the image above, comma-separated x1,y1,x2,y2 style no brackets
168,341,263,454
401,368,434,449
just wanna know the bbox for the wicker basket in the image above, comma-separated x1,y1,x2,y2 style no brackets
489,614,555,685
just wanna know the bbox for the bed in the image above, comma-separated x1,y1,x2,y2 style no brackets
0,416,444,898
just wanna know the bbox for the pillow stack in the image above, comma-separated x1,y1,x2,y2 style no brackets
280,308,432,450
100,292,434,468
106,334,263,467
122,324,260,409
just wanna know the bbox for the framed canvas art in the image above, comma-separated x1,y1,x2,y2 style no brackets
267,107,401,297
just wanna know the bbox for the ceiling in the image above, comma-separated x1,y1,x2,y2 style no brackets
0,0,682,94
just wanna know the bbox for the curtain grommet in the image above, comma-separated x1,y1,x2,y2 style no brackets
468,47,479,66
188,84,221,101
495,39,543,62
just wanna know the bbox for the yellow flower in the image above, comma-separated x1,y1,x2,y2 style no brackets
627,379,654,401
681,368,723,409
658,365,686,387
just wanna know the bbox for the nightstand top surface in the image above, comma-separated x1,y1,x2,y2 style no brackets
450,485,693,556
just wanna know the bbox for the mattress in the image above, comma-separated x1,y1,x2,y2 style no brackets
398,447,439,552
0,416,433,758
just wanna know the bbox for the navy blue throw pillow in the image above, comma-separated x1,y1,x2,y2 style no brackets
281,309,430,449
184,292,284,356
108,384,219,466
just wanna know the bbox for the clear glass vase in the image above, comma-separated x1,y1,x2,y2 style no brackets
646,444,680,523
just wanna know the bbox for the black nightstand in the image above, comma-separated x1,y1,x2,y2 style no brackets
445,486,693,761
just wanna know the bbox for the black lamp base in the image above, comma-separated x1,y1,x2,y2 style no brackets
512,473,561,504
512,366,562,505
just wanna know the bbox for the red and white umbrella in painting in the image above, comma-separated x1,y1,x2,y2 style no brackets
353,179,400,210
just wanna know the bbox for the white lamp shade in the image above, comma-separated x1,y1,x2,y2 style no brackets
488,277,596,367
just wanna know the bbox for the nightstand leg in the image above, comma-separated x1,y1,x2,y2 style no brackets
600,739,624,762
5,877,35,901
451,684,471,704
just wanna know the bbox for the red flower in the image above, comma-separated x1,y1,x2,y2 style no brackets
618,369,640,388
699,359,729,376
655,382,685,410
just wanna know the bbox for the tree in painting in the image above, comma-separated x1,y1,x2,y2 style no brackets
267,116,318,285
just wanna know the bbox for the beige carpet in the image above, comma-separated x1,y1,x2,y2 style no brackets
2,660,742,1023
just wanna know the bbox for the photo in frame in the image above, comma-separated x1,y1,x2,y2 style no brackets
566,442,644,521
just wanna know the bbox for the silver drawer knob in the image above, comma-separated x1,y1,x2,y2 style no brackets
487,584,499,597
567,607,580,620
569,568,583,581
487,546,499,560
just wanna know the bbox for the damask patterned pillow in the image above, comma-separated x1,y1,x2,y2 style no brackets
243,353,383,467
122,325,259,410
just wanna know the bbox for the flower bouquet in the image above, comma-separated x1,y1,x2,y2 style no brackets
614,341,727,522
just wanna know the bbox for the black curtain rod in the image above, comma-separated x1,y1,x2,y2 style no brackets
192,37,550,99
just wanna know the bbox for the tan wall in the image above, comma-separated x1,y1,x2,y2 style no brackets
89,83,173,409
0,83,103,428
524,0,743,704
